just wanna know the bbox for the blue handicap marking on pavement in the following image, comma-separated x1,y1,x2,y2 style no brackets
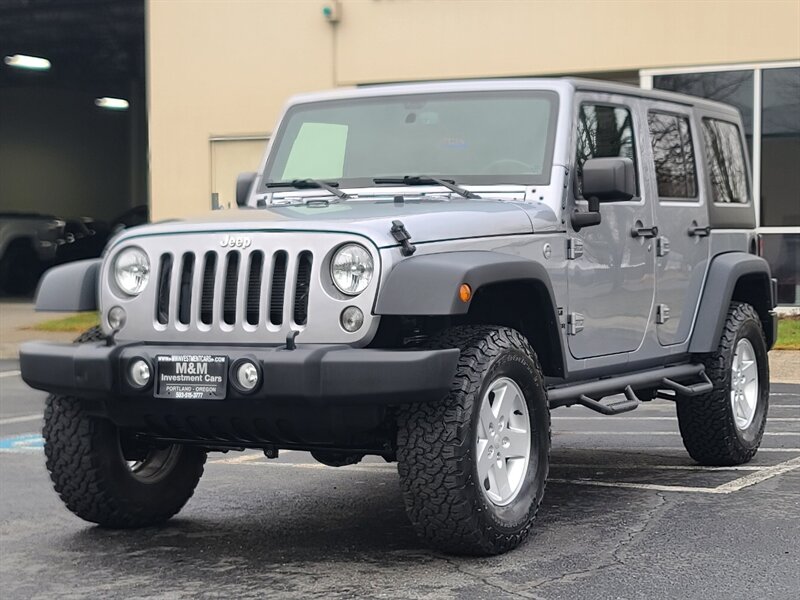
0,433,44,452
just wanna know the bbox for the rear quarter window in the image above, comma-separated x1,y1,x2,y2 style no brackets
702,118,751,204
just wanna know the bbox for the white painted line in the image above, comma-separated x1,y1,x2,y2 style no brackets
548,478,725,494
551,456,800,495
0,414,42,426
210,460,397,473
771,405,799,409
554,446,800,453
713,456,800,493
553,416,800,422
0,370,21,379
551,463,764,471
557,431,798,437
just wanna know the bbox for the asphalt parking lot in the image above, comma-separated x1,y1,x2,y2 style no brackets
1,358,798,600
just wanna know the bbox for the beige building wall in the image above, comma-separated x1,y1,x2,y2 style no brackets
147,0,800,220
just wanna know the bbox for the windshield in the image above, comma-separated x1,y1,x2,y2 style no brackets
262,90,559,191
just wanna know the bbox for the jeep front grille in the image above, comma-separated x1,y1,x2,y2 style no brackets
154,249,313,330
103,231,380,345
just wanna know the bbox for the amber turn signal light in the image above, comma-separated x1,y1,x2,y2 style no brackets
459,283,472,303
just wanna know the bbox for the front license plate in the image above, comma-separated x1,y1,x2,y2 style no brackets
155,354,228,400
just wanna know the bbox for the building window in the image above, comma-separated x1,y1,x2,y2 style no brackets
647,112,697,199
653,70,754,161
761,67,800,227
575,104,637,198
760,233,800,305
702,118,751,204
644,62,799,305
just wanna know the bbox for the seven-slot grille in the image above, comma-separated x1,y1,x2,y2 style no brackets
154,249,313,329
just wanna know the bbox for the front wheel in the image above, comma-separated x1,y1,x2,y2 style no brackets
43,394,207,528
397,326,550,556
677,302,769,466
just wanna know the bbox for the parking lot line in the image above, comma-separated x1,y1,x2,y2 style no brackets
556,446,800,453
551,463,764,471
714,457,800,492
0,370,21,379
550,456,800,495
553,416,800,422
0,414,42,426
557,431,798,437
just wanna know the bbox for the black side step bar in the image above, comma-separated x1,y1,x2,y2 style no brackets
574,386,640,415
547,364,710,415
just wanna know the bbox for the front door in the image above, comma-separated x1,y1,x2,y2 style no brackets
566,93,656,359
642,103,710,346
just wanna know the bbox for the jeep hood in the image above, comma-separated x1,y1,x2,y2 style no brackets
109,199,559,250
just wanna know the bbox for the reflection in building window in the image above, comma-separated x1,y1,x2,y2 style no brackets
761,67,800,227
654,71,754,162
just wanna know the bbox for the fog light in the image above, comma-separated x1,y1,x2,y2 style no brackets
235,361,259,392
129,359,151,388
340,306,364,332
108,306,126,330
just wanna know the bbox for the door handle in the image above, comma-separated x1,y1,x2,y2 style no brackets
688,224,711,237
631,225,659,239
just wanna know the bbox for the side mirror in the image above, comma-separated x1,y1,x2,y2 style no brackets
582,157,636,202
572,157,636,231
236,172,257,207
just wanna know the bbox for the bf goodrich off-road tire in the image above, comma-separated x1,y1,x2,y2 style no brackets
397,326,550,556
44,395,207,527
44,327,207,527
677,302,769,466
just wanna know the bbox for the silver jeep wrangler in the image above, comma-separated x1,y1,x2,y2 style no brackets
21,79,777,556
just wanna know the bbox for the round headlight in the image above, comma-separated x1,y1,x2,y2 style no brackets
331,244,373,296
113,247,150,296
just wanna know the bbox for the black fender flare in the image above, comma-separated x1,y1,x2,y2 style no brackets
35,259,101,312
375,251,558,316
689,252,776,353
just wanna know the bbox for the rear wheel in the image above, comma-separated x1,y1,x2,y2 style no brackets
397,325,550,555
677,302,769,466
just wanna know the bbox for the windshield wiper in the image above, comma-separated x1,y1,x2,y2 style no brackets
373,176,481,199
265,179,351,200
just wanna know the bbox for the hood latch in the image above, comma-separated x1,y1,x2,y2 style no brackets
391,220,416,257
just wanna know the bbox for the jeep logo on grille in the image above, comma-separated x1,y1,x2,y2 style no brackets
220,234,252,249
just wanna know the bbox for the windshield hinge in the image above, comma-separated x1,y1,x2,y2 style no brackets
391,220,416,257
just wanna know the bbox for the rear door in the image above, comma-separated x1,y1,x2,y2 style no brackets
566,93,656,359
643,103,710,345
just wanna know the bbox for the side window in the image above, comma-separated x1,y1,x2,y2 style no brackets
575,104,637,198
647,111,698,199
701,119,751,204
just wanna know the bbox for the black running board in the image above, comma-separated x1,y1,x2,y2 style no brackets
547,364,709,414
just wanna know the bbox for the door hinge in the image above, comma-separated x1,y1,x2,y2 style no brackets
656,236,670,257
567,238,584,260
567,312,585,335
656,304,670,324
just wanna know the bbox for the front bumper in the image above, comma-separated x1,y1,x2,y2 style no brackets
20,341,459,448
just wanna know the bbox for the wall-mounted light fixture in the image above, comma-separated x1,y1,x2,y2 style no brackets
95,97,129,111
3,54,51,71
